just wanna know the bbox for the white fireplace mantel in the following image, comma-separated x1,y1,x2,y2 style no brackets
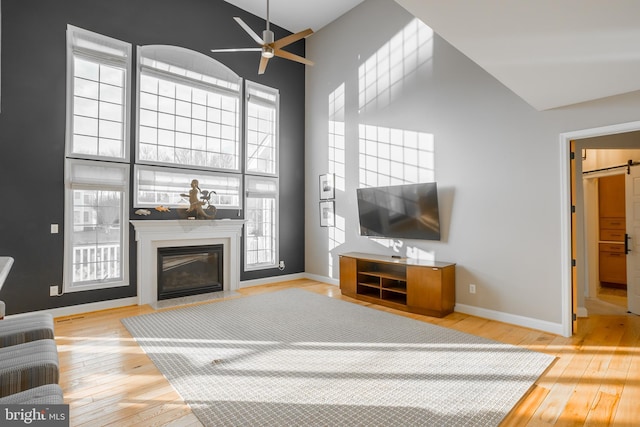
130,219,244,306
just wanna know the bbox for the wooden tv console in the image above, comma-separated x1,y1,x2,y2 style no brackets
339,252,456,317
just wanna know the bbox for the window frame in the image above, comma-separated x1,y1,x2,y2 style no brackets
63,158,130,293
133,164,243,210
244,175,279,271
245,80,280,177
65,25,132,163
64,26,131,293
135,45,243,174
243,81,280,271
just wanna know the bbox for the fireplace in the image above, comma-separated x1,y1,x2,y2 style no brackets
130,219,244,306
157,245,223,300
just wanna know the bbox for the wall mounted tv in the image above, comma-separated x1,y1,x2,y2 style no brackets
356,182,441,241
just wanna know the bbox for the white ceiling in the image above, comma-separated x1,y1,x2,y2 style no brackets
225,0,640,111
223,0,365,33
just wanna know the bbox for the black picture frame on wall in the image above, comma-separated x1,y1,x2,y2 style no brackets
319,173,334,199
319,200,334,227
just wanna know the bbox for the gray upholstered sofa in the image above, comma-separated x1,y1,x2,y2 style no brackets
0,307,64,404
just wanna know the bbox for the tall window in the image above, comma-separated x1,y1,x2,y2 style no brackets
246,81,279,175
65,160,129,290
64,26,131,292
245,82,279,270
66,26,131,160
245,176,278,270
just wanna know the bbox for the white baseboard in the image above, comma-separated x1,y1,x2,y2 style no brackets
454,303,565,336
11,297,140,320
303,273,339,286
239,273,306,288
240,273,340,288
577,306,588,318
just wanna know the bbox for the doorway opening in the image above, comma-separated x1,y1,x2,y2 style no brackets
560,121,640,336
582,157,635,315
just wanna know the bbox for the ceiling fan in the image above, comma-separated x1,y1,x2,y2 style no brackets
211,0,314,74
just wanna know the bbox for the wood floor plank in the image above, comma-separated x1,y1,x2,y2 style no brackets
51,280,640,426
584,390,620,426
559,317,626,425
611,336,640,426
500,384,551,426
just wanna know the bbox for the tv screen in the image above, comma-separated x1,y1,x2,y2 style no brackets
356,182,441,240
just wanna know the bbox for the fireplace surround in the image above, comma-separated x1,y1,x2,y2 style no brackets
130,220,244,305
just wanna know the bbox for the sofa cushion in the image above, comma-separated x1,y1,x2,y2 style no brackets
0,339,59,397
0,313,55,347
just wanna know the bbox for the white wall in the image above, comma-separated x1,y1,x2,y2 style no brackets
304,0,640,333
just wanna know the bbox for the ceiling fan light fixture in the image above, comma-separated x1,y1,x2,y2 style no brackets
262,46,275,58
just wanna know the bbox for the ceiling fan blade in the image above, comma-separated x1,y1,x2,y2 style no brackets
233,17,265,45
273,29,313,49
274,49,314,66
258,56,270,75
211,47,262,53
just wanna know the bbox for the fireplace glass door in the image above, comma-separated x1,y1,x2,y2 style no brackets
157,245,223,300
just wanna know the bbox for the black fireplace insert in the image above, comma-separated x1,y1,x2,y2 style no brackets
157,244,223,300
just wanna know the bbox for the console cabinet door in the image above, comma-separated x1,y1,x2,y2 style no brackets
407,265,455,316
339,256,357,296
407,266,441,312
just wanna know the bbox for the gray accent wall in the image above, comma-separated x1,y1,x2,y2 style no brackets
0,0,305,314
304,0,640,330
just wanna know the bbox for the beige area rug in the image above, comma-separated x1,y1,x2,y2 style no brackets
122,289,555,426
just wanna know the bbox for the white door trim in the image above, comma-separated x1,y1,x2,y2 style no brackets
559,120,640,337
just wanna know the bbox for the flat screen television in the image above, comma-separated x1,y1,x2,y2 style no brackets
356,182,441,240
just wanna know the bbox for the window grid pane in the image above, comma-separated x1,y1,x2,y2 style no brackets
138,73,240,171
72,57,126,158
71,189,123,285
245,197,276,266
246,102,276,174
136,166,241,209
245,176,278,269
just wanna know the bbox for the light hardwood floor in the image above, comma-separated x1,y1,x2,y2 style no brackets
55,279,640,426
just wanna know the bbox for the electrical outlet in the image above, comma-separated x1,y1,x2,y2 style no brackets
50,285,59,297
469,284,476,294
51,224,59,234
279,260,285,269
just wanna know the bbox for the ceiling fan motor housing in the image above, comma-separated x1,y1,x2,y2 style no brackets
262,30,274,44
261,30,275,58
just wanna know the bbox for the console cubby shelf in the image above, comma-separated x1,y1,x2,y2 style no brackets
340,252,456,317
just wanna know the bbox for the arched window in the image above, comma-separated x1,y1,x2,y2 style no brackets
134,45,243,209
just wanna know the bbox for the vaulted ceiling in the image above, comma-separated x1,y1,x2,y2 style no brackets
223,0,365,34
225,0,640,111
